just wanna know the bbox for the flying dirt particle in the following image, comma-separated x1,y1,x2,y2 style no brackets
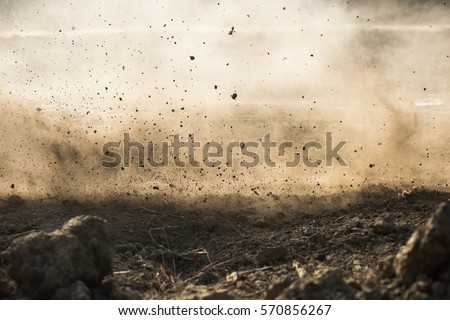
153,186,160,190
10,184,14,189
231,93,238,100
190,56,195,61
369,164,375,168
214,85,218,89
228,26,235,35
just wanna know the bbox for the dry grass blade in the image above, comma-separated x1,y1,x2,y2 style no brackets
148,225,179,250
197,257,240,274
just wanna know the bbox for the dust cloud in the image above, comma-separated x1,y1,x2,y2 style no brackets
0,0,449,211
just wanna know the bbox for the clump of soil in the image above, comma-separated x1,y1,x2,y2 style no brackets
6,215,112,299
0,187,449,299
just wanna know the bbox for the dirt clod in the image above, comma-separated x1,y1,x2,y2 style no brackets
6,215,112,298
394,202,450,285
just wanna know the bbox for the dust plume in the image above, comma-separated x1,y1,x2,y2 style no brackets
0,0,449,211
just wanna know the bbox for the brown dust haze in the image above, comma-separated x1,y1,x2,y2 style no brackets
0,0,449,211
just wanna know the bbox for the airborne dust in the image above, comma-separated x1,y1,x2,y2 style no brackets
0,0,449,212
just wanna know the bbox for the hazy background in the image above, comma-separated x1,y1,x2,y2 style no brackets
0,0,449,211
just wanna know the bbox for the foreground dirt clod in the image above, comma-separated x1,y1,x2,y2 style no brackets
394,202,450,286
6,215,112,299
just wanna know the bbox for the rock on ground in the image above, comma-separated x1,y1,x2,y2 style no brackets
7,215,112,298
393,202,450,285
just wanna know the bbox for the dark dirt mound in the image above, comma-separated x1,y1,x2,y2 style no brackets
0,187,449,299
6,215,112,299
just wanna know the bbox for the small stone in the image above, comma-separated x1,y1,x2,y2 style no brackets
226,271,240,283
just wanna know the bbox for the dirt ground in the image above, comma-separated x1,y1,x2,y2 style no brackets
1,186,449,300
